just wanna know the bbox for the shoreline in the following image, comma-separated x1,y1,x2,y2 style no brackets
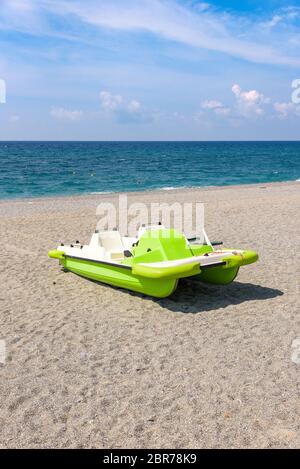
0,179,299,205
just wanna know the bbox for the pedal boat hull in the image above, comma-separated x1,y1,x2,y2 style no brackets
48,249,179,297
48,244,258,298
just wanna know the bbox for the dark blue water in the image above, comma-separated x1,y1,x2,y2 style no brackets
0,141,299,199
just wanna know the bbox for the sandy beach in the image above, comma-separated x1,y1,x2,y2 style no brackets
0,181,299,449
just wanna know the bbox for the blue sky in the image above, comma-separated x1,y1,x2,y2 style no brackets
0,0,300,140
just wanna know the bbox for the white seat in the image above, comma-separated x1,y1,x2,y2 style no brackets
98,231,124,260
122,236,137,250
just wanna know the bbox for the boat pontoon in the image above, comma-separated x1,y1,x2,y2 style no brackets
48,224,258,298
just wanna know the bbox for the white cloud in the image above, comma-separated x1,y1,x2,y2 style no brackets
201,100,223,110
201,99,230,115
99,91,124,111
127,100,142,113
191,2,211,12
100,90,152,123
280,6,300,21
274,102,300,119
2,0,300,67
0,0,44,35
214,107,231,116
50,106,83,121
199,84,300,123
260,7,300,30
260,15,282,30
58,0,300,67
274,102,293,118
232,84,270,117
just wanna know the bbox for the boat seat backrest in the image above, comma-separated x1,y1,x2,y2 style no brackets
99,231,124,253
89,232,102,249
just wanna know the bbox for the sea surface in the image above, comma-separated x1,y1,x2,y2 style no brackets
0,141,299,199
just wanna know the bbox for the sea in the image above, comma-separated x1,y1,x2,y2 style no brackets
0,141,299,199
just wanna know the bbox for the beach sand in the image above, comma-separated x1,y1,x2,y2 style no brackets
0,181,299,448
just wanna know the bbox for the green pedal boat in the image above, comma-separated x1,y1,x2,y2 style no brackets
48,225,258,298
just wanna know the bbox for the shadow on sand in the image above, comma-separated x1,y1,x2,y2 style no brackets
153,279,284,314
80,272,284,315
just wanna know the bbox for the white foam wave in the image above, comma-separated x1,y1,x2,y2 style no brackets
89,191,114,195
158,186,188,191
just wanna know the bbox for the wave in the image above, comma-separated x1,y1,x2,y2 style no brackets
158,186,188,191
89,191,115,195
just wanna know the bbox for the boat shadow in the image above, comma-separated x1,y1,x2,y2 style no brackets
152,279,284,314
84,275,283,314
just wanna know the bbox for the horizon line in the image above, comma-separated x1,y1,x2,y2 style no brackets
1,140,300,143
